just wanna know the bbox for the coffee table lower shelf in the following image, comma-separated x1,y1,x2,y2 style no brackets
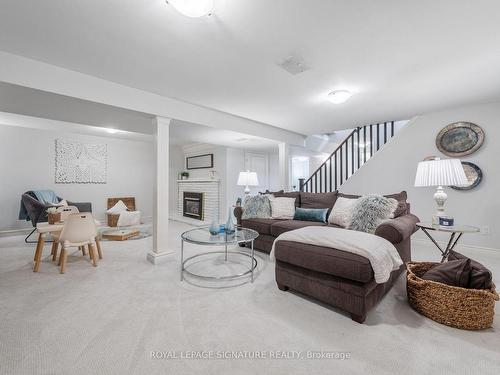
182,250,258,281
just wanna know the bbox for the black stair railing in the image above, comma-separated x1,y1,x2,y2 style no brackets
299,122,396,193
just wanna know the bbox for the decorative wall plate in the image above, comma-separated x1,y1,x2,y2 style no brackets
436,122,484,157
451,162,482,191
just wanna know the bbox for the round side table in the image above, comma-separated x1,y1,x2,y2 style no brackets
416,222,479,262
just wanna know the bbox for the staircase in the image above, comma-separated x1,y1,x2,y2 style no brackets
299,122,400,193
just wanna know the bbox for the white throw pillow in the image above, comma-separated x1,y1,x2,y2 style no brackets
269,196,296,219
117,210,141,227
328,197,358,227
107,200,129,215
55,199,68,207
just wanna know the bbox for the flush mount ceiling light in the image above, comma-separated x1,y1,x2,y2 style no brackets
327,90,353,104
166,0,214,18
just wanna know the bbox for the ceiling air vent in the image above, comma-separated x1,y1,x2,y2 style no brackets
277,55,309,75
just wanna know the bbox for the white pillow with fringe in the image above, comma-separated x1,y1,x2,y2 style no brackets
269,196,296,219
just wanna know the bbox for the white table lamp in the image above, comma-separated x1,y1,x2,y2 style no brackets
237,170,259,195
414,158,468,224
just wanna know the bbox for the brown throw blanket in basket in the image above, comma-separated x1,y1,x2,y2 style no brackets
421,259,471,287
448,250,493,289
406,262,498,330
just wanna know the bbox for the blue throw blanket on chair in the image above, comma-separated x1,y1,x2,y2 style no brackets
33,190,59,206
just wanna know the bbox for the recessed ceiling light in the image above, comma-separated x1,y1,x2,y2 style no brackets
166,0,214,18
327,90,353,104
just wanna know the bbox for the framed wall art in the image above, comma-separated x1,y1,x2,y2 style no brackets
55,139,107,184
186,153,214,170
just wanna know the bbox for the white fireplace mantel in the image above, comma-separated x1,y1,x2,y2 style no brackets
175,179,221,226
177,179,221,183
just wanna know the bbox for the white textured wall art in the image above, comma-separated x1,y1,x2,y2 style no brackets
55,139,107,184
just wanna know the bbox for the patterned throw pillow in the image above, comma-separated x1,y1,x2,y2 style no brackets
241,195,271,220
349,195,398,233
328,197,358,227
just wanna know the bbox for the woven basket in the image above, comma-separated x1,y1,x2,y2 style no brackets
107,214,120,227
406,262,498,330
48,212,61,225
107,197,136,227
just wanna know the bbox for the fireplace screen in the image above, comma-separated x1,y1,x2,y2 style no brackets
183,192,204,220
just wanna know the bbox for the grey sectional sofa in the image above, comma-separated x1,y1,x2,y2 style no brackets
234,190,419,323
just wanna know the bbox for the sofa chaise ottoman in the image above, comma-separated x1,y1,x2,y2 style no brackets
234,190,420,323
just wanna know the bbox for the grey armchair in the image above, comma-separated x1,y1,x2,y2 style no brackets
19,191,92,243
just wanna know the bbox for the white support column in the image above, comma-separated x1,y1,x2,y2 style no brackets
278,142,290,191
147,116,173,264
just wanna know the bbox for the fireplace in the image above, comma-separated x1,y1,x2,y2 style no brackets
183,192,204,221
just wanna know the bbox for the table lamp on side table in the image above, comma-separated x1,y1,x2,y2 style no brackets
414,158,468,225
237,170,259,196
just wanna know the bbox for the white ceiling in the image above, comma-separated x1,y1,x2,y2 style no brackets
170,120,279,151
0,0,500,135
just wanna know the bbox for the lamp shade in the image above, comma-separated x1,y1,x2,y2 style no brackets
414,158,467,187
237,171,259,187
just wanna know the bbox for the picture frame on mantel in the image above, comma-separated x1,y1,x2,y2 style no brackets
186,153,214,170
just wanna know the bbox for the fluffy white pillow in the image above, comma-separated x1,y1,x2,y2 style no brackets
328,197,358,227
107,200,129,215
269,196,296,219
117,210,141,226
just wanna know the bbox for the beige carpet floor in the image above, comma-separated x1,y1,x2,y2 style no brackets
0,220,499,375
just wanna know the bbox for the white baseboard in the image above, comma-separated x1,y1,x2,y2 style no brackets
0,215,153,238
413,238,499,254
0,228,32,237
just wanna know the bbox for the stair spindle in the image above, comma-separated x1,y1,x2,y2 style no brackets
351,134,354,177
334,151,338,190
363,126,367,164
369,124,373,158
329,156,332,192
356,128,360,169
344,140,348,180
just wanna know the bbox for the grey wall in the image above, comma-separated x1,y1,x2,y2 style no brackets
341,101,499,250
0,124,154,230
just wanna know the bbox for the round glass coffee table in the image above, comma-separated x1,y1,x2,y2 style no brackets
180,227,259,283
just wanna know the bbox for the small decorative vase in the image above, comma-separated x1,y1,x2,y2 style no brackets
209,220,219,235
226,207,235,235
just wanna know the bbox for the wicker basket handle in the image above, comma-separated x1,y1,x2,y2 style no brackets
406,263,426,285
406,272,426,286
486,288,500,301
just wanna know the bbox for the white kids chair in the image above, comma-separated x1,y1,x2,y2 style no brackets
51,206,85,261
58,213,99,274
